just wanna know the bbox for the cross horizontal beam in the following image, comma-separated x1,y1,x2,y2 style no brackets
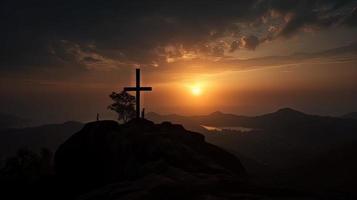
124,87,152,91
123,68,152,118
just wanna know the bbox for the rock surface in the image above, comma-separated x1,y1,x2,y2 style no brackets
54,119,245,192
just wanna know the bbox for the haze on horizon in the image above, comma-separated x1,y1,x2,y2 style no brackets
1,0,357,124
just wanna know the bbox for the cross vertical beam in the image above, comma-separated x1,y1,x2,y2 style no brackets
123,68,152,119
135,68,140,118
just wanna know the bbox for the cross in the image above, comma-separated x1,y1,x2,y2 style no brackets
124,68,152,118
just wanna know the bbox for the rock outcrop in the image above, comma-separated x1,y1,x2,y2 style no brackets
54,119,245,192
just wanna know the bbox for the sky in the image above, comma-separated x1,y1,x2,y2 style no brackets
1,0,357,123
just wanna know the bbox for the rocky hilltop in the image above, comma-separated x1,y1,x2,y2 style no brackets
54,119,246,198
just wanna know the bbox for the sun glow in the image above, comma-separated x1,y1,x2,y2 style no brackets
191,85,202,96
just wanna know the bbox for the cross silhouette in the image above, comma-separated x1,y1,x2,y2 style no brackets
124,68,152,118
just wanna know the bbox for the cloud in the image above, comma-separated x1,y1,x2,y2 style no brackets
0,0,356,73
240,35,260,50
229,35,260,51
223,41,357,71
343,7,357,26
257,0,357,38
157,41,357,76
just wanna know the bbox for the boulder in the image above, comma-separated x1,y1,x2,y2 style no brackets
54,118,245,191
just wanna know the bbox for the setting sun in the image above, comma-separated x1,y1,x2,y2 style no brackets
191,86,202,96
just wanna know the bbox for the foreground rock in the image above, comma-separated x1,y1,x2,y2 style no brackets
55,119,245,194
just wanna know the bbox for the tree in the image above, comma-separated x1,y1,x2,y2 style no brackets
108,91,136,123
0,148,53,183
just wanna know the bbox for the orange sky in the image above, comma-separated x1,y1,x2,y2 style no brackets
1,1,357,123
3,44,356,123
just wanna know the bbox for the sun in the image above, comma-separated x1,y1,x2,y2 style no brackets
191,86,202,96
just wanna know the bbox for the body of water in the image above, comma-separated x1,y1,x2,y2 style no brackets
201,125,255,132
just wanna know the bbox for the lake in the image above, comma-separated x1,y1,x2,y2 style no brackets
201,125,256,132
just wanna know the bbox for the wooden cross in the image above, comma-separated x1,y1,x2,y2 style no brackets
124,68,152,118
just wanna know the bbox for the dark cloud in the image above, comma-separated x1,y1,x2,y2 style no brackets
240,35,260,50
343,7,357,26
229,41,239,52
224,41,357,71
229,35,260,51
256,0,357,38
0,0,356,72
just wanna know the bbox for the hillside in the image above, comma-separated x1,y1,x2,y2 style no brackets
0,116,355,199
0,113,31,131
342,112,357,120
0,121,83,157
55,119,249,199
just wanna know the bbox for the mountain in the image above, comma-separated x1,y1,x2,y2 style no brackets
1,117,354,199
54,119,329,199
55,119,248,198
147,108,357,194
250,107,314,127
0,121,83,157
148,107,316,129
147,110,249,129
147,108,357,169
342,112,357,120
148,107,356,132
0,113,31,131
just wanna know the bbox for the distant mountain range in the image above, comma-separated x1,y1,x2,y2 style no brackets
0,121,83,157
147,108,357,169
0,113,31,131
1,108,357,195
342,112,357,120
1,108,356,166
147,107,357,135
147,108,357,192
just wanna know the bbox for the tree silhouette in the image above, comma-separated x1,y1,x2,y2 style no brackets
0,148,53,183
108,91,136,123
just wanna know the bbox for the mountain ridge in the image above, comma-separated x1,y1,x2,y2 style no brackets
147,107,357,170
342,112,357,120
0,112,31,131
0,121,83,157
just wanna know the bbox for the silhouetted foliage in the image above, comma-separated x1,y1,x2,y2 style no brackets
108,91,136,123
0,148,53,184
